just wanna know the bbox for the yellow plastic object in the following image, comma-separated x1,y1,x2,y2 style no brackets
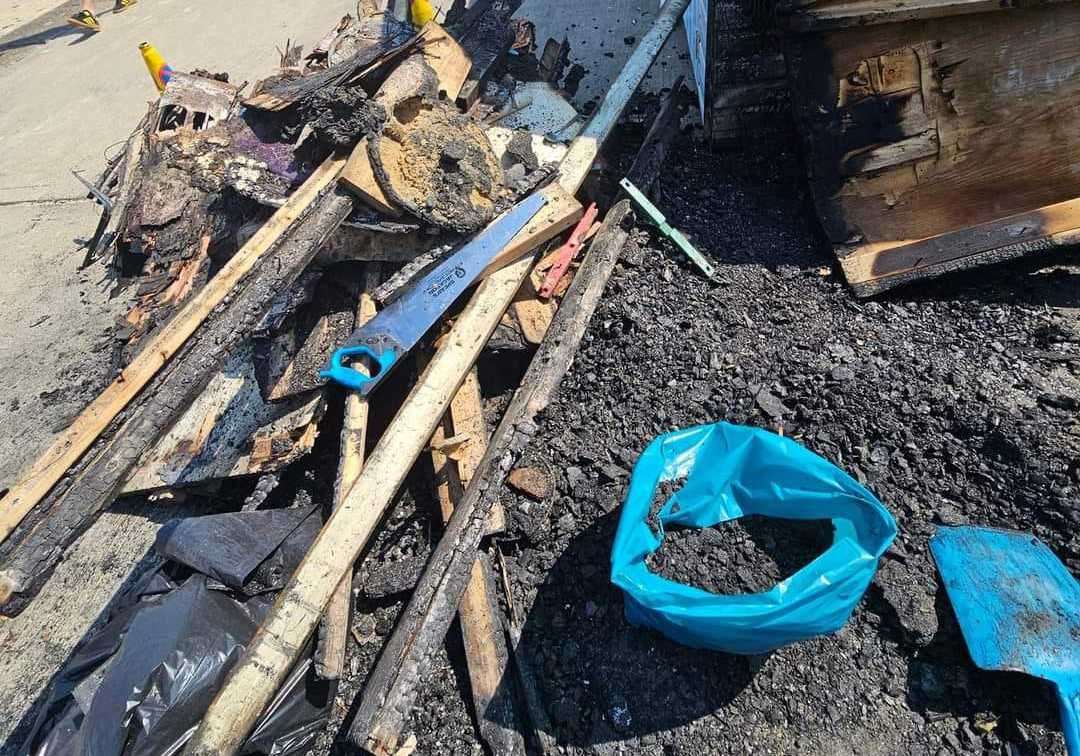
138,41,173,92
410,0,436,27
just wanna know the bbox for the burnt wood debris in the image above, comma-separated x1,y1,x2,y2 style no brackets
2,1,1078,755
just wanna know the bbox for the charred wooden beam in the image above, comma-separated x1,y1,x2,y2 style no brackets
626,75,688,193
0,183,354,615
455,0,519,109
428,366,521,754
348,201,632,753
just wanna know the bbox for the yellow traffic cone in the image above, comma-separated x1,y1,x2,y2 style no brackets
410,0,436,27
138,41,174,92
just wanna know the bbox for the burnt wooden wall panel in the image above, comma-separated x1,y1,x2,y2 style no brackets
788,3,1080,250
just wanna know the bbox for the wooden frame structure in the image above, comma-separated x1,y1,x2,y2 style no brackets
780,0,1080,294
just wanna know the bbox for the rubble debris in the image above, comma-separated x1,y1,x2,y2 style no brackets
299,85,386,151
370,96,504,232
305,14,354,69
428,368,524,754
510,19,536,55
416,21,472,101
246,26,419,112
537,36,570,83
326,2,413,68
253,269,360,401
931,526,1080,754
119,344,327,493
0,160,352,615
508,466,553,501
155,71,241,133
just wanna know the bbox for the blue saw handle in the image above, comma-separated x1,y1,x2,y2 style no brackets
320,344,398,392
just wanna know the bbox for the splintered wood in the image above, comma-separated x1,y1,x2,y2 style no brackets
0,157,346,550
786,2,1080,294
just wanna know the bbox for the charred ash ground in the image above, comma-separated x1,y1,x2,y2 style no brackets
314,118,1079,755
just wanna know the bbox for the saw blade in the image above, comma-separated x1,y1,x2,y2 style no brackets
321,191,548,394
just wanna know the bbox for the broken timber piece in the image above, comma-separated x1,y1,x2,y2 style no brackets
184,2,686,747
316,265,382,681
418,21,472,101
428,367,522,754
120,345,327,493
783,2,1080,294
626,75,687,193
340,138,402,216
430,367,506,535
510,231,598,346
455,0,516,109
348,3,689,751
0,156,346,553
511,276,557,345
480,186,582,275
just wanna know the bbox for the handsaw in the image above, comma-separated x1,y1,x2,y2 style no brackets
320,191,548,394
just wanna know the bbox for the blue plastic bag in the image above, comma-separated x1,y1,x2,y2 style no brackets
610,422,897,654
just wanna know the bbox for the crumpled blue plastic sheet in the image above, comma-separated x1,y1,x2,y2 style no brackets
610,422,897,654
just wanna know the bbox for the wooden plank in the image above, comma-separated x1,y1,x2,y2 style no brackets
430,368,507,534
0,157,345,549
457,554,522,754
420,21,472,101
480,183,582,275
784,0,1075,31
184,3,685,749
315,265,381,681
340,139,401,216
841,196,1080,294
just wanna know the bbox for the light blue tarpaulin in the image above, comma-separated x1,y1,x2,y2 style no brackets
610,422,897,654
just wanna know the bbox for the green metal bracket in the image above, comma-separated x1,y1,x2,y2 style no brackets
620,177,717,280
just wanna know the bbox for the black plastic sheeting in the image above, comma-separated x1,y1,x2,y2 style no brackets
155,505,321,594
22,506,330,756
